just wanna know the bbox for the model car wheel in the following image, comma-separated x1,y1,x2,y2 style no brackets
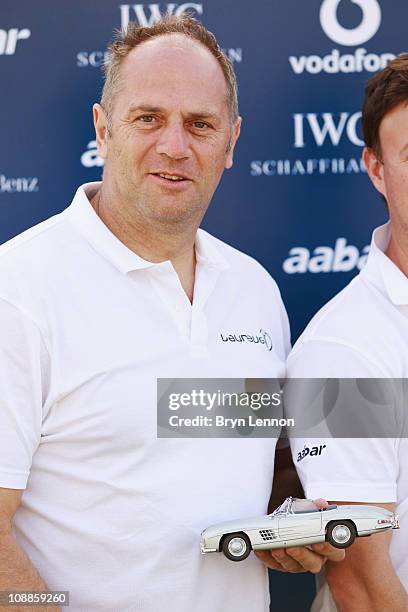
326,521,356,548
222,533,251,562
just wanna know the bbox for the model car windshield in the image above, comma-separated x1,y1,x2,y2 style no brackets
271,498,292,516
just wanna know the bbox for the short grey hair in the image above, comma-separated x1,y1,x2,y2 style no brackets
100,13,239,130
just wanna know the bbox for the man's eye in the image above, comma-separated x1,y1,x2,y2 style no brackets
138,115,155,123
193,121,209,129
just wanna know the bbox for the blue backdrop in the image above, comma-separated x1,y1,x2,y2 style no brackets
2,0,403,339
1,1,405,609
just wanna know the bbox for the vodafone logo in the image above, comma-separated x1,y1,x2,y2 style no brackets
320,0,381,46
289,0,390,75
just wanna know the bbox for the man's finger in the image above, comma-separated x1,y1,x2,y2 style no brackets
255,541,345,574
268,547,310,573
254,549,305,573
310,542,345,562
313,498,329,509
254,550,290,572
284,546,325,574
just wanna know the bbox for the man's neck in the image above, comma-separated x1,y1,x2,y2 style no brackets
385,226,408,279
90,188,197,302
386,237,408,278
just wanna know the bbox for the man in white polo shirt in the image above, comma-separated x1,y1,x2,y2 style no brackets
0,15,341,612
287,55,408,611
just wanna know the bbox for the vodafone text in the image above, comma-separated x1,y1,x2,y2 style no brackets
289,48,395,76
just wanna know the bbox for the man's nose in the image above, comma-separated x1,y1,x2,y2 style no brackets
155,121,191,160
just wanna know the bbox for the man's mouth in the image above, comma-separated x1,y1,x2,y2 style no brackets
152,172,190,182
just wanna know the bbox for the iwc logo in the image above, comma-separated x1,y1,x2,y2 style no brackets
119,3,203,28
320,0,381,46
220,329,273,351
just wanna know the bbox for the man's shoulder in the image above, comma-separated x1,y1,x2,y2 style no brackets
298,270,398,343
0,208,74,301
297,274,368,342
0,210,69,266
291,270,406,376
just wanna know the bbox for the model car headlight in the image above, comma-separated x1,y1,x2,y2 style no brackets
377,518,392,525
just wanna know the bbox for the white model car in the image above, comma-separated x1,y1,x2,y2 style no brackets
200,497,400,562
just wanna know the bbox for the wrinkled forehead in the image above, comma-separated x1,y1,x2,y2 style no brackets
116,34,229,115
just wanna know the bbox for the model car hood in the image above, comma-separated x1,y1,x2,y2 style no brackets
202,516,274,539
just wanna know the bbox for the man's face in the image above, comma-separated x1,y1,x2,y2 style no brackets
364,102,408,234
94,34,240,226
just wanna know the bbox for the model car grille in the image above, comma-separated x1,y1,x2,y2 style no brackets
259,529,277,541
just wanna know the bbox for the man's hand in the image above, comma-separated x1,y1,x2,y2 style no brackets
254,541,345,574
325,502,408,612
255,497,345,574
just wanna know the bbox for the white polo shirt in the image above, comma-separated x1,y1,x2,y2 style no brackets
287,222,408,596
0,183,290,612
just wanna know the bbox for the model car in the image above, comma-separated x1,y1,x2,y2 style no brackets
200,496,400,561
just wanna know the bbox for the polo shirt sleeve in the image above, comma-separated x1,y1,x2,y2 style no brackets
286,339,398,503
0,298,48,489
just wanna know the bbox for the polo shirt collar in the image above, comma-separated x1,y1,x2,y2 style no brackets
363,222,408,305
195,230,230,271
65,182,230,274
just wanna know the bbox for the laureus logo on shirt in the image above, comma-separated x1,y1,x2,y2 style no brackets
220,329,273,351
297,444,327,463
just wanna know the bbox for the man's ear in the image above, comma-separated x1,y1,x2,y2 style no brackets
93,103,109,160
362,147,386,198
225,117,242,169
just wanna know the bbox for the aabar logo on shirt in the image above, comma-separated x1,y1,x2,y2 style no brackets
297,444,327,462
220,329,273,351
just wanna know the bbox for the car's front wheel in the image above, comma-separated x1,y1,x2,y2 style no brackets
222,532,252,562
326,521,356,548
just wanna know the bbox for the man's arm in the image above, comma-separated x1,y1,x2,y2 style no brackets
325,501,408,612
0,488,60,612
286,340,405,600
